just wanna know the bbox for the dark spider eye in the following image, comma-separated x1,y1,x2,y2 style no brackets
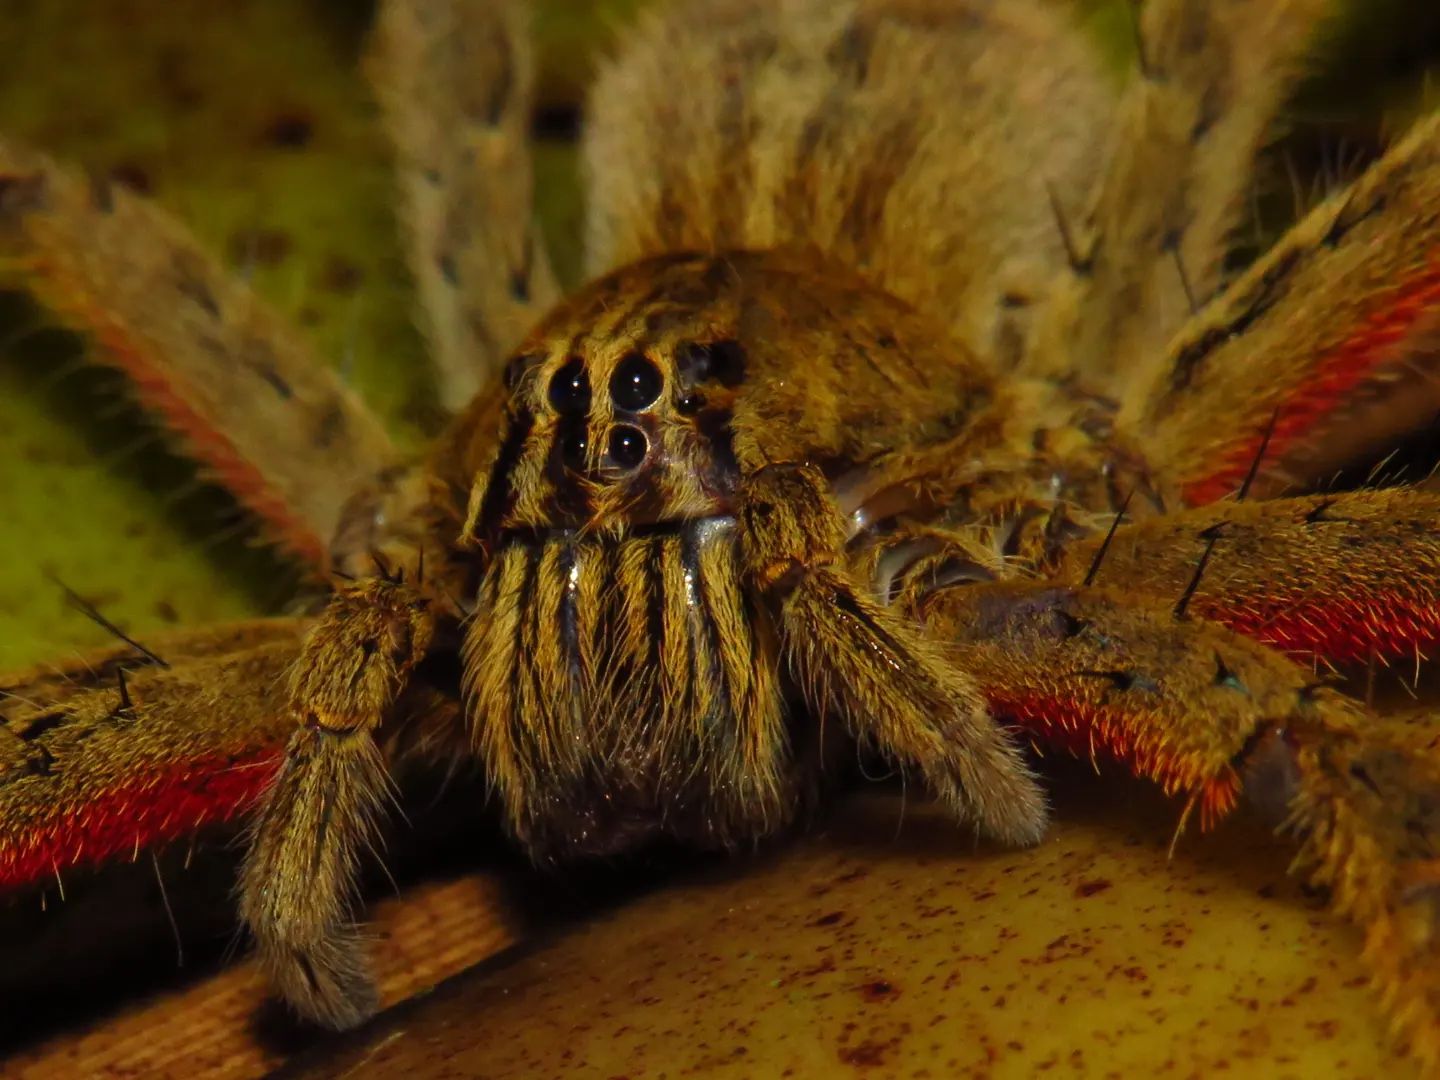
609,353,662,411
607,424,648,469
706,340,747,386
675,341,710,383
676,391,706,415
675,339,747,388
548,357,591,415
559,422,589,470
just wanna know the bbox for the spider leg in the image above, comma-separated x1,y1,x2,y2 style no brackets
921,579,1440,1069
1125,111,1440,506
1055,488,1440,668
0,619,306,892
923,581,1325,823
1034,0,1333,387
0,139,398,571
239,578,436,1029
1284,715,1440,1070
736,462,1046,846
369,0,559,410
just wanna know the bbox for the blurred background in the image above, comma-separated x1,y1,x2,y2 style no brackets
0,0,1436,672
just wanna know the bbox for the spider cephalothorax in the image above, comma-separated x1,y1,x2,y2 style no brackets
457,247,1075,859
6,0,1440,1072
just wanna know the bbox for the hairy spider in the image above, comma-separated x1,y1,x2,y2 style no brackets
4,0,1440,1073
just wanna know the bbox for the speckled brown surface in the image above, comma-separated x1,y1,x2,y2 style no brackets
285,773,1409,1079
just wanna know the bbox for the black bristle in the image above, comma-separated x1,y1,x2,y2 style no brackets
1170,243,1198,314
113,667,134,716
1045,180,1090,275
1083,489,1134,588
1238,408,1281,501
1173,410,1280,618
1174,524,1223,619
49,575,169,668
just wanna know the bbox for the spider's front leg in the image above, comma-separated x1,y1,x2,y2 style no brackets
239,578,436,1029
735,462,1046,846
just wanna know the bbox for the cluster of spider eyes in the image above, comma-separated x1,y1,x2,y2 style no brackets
546,352,666,472
528,346,717,475
504,339,741,477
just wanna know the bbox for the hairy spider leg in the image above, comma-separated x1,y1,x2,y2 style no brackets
240,579,436,1029
1059,489,1440,669
0,620,305,891
920,578,1440,1070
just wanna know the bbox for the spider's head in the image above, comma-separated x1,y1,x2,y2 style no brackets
460,247,993,552
461,251,754,548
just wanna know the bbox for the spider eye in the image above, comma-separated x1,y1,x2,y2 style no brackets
607,424,648,469
675,339,746,388
559,422,589,470
548,357,591,415
609,353,662,411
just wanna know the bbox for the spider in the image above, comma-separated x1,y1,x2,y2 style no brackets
3,0,1440,1074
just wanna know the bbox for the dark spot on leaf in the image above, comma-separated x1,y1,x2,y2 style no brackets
838,1040,894,1067
264,111,314,149
229,228,292,267
108,161,152,195
322,257,364,294
0,172,49,216
859,979,897,1002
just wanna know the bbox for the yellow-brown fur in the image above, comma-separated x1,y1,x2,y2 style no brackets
5,0,1440,1071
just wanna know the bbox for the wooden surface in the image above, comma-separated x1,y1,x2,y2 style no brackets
9,874,519,1080
282,778,1411,1079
